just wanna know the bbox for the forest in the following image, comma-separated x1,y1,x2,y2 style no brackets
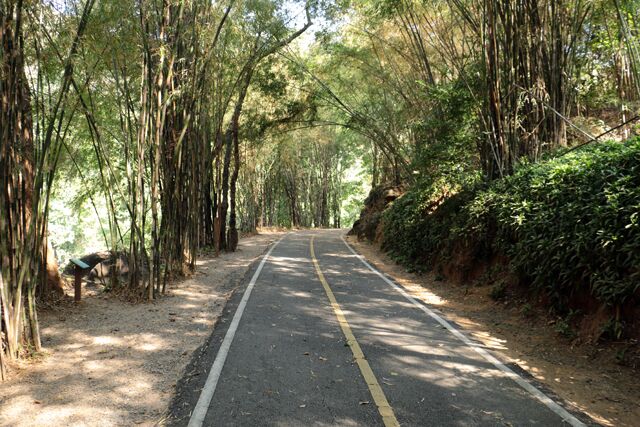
1,0,639,386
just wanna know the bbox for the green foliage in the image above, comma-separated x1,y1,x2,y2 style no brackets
521,303,533,317
602,317,626,340
340,179,370,226
381,179,478,268
412,75,481,182
489,281,507,301
382,139,640,314
555,313,578,339
380,75,482,266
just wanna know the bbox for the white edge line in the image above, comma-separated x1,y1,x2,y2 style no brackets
187,235,285,427
340,235,586,427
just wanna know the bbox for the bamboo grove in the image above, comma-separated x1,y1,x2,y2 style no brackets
0,0,323,374
286,0,640,188
2,0,640,375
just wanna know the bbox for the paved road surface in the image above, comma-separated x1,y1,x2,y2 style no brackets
171,230,592,426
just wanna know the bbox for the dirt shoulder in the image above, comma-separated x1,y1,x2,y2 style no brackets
0,232,282,427
346,235,640,427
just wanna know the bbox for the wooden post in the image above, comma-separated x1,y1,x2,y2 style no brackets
214,206,221,256
74,267,82,302
0,272,5,380
70,258,90,303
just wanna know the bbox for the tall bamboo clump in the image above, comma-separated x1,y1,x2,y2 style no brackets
614,0,640,99
137,0,214,298
479,0,590,179
1,0,94,375
0,0,41,377
159,0,207,288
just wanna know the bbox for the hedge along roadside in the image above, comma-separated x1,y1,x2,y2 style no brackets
381,139,640,338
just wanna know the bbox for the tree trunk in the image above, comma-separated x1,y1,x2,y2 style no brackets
228,124,240,251
1,0,39,365
219,130,232,250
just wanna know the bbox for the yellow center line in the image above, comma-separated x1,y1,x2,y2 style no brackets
310,236,400,427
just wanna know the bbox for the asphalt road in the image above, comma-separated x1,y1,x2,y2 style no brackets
171,230,593,427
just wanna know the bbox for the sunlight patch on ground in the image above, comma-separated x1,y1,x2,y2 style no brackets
344,235,629,427
0,233,282,427
93,335,121,346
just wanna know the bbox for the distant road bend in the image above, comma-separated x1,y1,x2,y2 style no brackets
179,229,591,427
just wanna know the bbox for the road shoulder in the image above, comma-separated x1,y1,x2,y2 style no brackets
0,233,282,427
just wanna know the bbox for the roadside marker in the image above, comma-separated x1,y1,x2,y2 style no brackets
340,235,587,427
187,236,285,427
311,236,400,427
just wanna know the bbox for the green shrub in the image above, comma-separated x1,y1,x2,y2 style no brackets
489,282,507,301
521,303,533,317
381,139,640,315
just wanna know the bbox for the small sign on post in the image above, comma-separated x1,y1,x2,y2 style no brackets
70,258,90,303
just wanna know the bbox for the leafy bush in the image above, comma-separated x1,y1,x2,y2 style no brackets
489,281,507,301
382,139,640,313
381,74,482,268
